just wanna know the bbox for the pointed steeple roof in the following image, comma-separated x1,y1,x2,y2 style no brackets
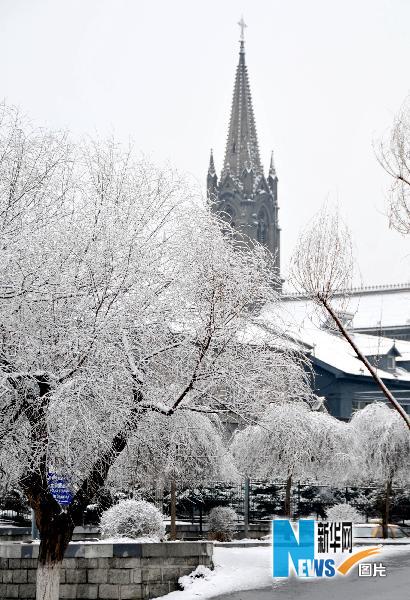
269,151,277,178
208,149,216,175
223,22,262,179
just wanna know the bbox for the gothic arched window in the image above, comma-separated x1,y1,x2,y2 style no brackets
257,209,268,245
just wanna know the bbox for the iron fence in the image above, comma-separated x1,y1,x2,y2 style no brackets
160,480,410,526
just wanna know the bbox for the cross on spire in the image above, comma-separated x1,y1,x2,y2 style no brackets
238,16,247,42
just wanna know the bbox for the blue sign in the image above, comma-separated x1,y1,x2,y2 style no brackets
47,472,73,506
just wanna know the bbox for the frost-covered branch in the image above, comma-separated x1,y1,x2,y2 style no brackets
377,98,410,234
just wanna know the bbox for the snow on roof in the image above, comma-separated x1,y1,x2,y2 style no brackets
347,334,401,357
258,301,410,382
294,327,410,381
236,321,301,352
282,286,410,330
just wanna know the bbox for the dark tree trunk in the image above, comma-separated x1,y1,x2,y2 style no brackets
170,479,177,540
31,495,75,600
382,479,392,539
284,474,292,518
23,423,131,600
15,374,146,600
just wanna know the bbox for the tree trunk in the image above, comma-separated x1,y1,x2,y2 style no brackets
382,479,392,539
170,479,177,540
35,507,75,600
36,564,61,600
284,474,292,518
18,380,145,600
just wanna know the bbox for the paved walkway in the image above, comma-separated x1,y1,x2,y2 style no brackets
215,549,410,600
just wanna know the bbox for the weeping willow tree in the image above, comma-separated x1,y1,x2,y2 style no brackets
350,403,410,538
231,402,350,517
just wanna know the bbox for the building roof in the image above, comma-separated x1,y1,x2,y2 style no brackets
257,299,410,382
282,284,410,331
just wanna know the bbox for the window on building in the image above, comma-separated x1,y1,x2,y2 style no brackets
387,355,395,370
257,209,268,245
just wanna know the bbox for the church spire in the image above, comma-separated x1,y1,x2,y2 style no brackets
207,149,218,202
222,19,262,179
207,22,281,288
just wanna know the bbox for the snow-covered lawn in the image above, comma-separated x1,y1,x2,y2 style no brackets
153,544,410,599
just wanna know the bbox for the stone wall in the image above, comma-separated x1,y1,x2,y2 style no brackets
0,541,213,599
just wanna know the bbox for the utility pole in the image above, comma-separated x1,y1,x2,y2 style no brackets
244,478,250,538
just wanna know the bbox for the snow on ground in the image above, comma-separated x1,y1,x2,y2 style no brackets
153,544,410,600
154,546,273,599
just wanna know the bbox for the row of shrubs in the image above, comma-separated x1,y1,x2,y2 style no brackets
100,500,237,542
99,499,363,542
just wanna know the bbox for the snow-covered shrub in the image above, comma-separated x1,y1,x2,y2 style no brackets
208,506,237,541
326,503,363,523
179,565,213,590
100,499,165,540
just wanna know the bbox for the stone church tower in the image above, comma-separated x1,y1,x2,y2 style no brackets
207,23,281,283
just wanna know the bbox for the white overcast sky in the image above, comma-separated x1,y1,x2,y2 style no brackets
1,0,409,286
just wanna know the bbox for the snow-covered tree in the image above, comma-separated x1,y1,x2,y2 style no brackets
111,407,236,491
0,105,311,599
326,503,363,523
349,403,410,537
231,403,350,517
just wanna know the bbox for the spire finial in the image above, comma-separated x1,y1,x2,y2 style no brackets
208,149,216,175
238,16,247,49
